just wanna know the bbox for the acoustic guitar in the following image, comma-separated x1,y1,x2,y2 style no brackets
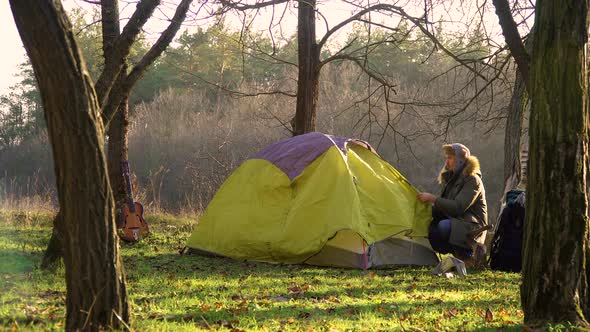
120,160,149,242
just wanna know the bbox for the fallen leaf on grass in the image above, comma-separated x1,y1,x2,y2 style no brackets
443,308,459,318
376,306,388,313
328,296,341,303
230,305,249,314
288,284,311,294
23,304,39,315
398,314,410,321
497,307,512,318
485,308,494,322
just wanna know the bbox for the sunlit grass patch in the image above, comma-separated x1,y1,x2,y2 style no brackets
0,210,524,331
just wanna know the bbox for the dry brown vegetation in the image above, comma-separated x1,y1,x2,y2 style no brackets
0,63,508,221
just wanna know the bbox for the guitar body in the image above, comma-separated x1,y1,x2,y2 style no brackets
121,202,149,242
120,160,149,242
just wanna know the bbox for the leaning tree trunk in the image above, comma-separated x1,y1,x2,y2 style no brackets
502,68,526,193
503,32,533,197
10,1,129,330
107,94,130,226
521,0,590,326
102,0,129,227
293,0,319,136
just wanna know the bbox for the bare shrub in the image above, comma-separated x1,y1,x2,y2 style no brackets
1,62,508,218
125,60,507,218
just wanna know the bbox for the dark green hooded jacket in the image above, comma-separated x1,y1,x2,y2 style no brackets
433,155,488,249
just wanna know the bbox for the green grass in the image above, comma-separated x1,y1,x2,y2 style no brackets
0,210,527,331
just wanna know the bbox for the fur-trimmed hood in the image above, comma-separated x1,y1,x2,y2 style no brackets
438,155,481,183
462,155,481,177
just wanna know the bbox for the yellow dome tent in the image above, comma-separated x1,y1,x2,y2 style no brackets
186,132,438,268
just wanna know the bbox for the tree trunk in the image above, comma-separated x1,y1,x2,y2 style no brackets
9,1,129,330
492,0,530,90
40,0,125,267
522,0,590,326
294,0,319,136
502,66,527,194
107,94,130,227
503,33,533,197
40,212,62,270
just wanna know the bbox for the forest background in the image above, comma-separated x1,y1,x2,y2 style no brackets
0,6,511,219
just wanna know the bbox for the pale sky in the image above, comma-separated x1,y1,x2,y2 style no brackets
0,0,367,94
0,0,518,96
1,0,26,94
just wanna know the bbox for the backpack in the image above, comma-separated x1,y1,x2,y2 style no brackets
488,189,525,272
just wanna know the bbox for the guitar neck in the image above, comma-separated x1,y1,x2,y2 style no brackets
122,161,136,212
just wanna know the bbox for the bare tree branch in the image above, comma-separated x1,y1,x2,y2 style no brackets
439,54,511,134
185,69,297,97
218,0,288,10
317,4,384,49
492,0,530,90
320,54,397,93
317,4,488,82
102,0,193,124
95,0,161,106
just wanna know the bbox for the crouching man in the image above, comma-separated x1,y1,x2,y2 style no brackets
417,143,488,262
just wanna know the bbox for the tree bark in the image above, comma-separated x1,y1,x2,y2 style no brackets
101,0,193,126
522,0,590,326
94,0,160,106
102,0,128,227
503,32,533,195
293,0,319,136
492,0,530,91
503,69,526,192
9,1,129,330
40,212,62,270
107,94,130,227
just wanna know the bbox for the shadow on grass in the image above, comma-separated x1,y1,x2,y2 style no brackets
124,251,518,290
143,293,523,330
122,252,522,329
1,225,522,331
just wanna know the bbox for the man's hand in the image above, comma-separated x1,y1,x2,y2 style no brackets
417,192,437,204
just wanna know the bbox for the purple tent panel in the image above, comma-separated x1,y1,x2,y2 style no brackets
250,132,356,180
